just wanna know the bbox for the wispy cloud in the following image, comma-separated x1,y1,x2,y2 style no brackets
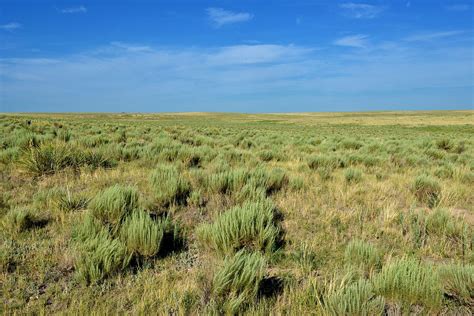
334,34,369,48
206,8,253,27
208,44,311,65
339,3,385,19
58,6,87,14
445,4,470,11
1,38,472,111
110,42,152,53
404,30,465,42
0,22,22,31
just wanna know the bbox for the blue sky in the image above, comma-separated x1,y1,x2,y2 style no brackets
0,0,473,112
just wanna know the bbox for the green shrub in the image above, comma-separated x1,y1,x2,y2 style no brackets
82,150,116,169
197,200,280,255
56,190,89,211
412,175,441,208
249,167,288,195
344,240,382,275
74,230,131,284
89,185,140,230
212,250,266,313
426,208,465,240
0,240,14,273
56,129,72,142
322,279,385,316
438,264,474,306
150,165,191,206
187,190,205,208
293,243,318,273
434,164,454,179
436,138,453,151
206,169,248,195
318,166,332,181
308,155,334,170
341,139,364,150
19,143,80,176
234,183,267,204
373,258,442,310
1,208,36,234
119,210,166,257
289,176,304,191
344,168,362,183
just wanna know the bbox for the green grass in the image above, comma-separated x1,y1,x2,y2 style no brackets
321,279,385,316
212,250,266,313
0,111,472,314
344,240,382,275
412,174,442,208
197,200,281,255
373,257,442,310
89,185,140,230
150,165,191,206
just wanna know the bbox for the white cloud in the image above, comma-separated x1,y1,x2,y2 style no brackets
339,3,385,19
206,8,253,27
110,42,152,53
445,4,470,11
208,44,311,65
404,30,464,42
334,34,369,48
0,22,22,31
1,39,472,111
59,6,87,14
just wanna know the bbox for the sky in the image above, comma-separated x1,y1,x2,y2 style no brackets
0,0,473,113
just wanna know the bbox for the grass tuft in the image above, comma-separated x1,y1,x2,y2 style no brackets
212,250,266,313
89,185,140,229
150,165,191,206
197,200,281,255
373,257,442,310
412,175,441,208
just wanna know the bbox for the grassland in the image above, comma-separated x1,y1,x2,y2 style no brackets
0,110,473,314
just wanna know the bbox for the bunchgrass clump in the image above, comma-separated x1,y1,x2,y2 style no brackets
197,200,280,255
249,167,288,195
75,231,131,284
321,279,385,316
373,257,442,310
89,185,139,229
344,168,362,183
19,143,79,176
212,250,266,313
344,240,382,275
438,264,473,307
150,165,191,206
55,190,89,211
119,210,170,257
1,208,36,235
412,175,441,208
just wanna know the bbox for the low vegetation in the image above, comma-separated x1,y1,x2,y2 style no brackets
0,111,472,314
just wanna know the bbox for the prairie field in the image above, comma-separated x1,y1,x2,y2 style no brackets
0,111,473,314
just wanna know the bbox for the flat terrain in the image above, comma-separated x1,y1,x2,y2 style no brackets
0,111,473,314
